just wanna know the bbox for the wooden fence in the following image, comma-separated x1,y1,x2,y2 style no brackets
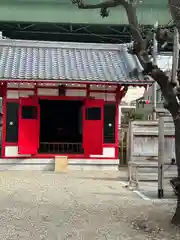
127,120,175,164
119,125,128,166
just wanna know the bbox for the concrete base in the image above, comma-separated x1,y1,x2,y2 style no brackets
68,165,119,171
0,158,119,171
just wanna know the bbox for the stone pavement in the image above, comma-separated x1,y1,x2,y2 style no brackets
0,170,178,240
119,165,177,200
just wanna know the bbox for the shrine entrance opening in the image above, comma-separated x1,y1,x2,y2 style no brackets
39,99,83,154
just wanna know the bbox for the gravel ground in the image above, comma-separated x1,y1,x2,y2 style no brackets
0,170,179,240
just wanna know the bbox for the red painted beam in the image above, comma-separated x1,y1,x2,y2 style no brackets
116,85,127,104
7,87,116,93
0,79,150,86
86,84,90,98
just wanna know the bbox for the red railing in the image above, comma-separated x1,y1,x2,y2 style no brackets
39,142,83,154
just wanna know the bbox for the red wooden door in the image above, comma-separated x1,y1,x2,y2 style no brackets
83,99,104,156
18,97,40,155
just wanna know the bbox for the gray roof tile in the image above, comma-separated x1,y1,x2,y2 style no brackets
0,40,148,84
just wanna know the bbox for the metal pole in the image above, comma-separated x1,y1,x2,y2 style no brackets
158,115,165,198
171,27,179,85
152,22,158,120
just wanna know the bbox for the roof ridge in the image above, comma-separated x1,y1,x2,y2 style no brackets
0,39,130,51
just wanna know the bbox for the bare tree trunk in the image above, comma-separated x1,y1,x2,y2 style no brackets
168,0,180,224
150,70,180,224
172,117,180,225
73,0,180,225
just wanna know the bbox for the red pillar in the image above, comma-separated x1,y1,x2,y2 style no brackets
86,84,90,98
115,85,128,159
1,82,7,158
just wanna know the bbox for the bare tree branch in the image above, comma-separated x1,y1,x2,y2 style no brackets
76,0,122,9
73,0,179,112
123,2,143,43
169,0,180,29
73,0,143,43
122,1,150,64
151,69,179,116
73,0,149,64
73,0,180,224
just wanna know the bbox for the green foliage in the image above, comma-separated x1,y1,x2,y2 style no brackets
130,111,144,120
121,110,144,124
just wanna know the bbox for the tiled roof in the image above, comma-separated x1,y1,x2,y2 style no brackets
0,39,148,84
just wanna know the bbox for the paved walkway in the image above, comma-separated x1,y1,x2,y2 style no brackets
0,171,178,239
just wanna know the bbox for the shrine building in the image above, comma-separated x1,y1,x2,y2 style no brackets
0,38,152,169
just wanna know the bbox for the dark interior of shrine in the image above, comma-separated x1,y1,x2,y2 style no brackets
39,99,84,154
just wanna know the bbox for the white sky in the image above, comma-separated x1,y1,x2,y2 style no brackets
122,87,145,103
122,54,172,103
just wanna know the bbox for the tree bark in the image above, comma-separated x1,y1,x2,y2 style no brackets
168,0,180,224
74,0,180,225
172,116,180,225
76,0,123,9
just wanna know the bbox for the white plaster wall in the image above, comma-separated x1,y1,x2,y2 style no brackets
66,89,86,97
90,147,115,158
7,83,19,88
5,146,30,157
7,83,34,89
107,93,116,101
6,87,116,100
66,84,86,88
90,92,115,101
6,90,34,99
6,90,19,99
90,85,116,91
19,91,34,97
19,83,34,89
37,88,58,96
